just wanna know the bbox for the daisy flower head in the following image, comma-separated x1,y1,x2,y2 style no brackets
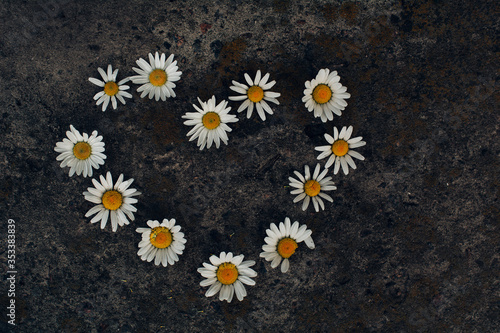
302,68,351,122
136,219,187,267
83,172,141,232
182,96,238,150
228,70,281,121
129,52,182,101
315,125,366,175
88,64,132,111
260,217,315,273
197,252,257,303
54,125,106,177
288,163,337,212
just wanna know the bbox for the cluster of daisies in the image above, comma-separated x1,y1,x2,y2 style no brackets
53,51,367,302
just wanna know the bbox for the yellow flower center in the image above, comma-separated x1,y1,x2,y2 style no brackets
101,190,123,211
202,112,221,130
277,238,298,259
216,263,239,285
312,84,332,104
247,85,264,103
149,69,167,86
331,139,349,156
304,180,321,197
103,81,119,96
73,142,91,160
149,227,173,249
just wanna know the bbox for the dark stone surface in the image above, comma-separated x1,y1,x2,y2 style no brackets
1,0,498,332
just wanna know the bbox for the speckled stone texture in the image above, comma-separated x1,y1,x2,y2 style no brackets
0,0,498,332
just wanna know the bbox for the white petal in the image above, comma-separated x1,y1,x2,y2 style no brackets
348,150,365,160
238,275,255,286
304,236,315,249
281,258,290,273
200,277,217,287
302,196,310,211
244,73,253,86
206,281,222,297
209,255,222,266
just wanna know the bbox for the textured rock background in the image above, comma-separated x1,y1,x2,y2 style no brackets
0,0,498,332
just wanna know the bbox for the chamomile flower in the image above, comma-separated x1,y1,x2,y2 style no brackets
129,52,182,101
136,219,186,267
228,70,281,121
83,172,141,232
54,125,106,177
260,217,315,273
302,69,351,122
315,125,366,175
288,163,337,212
88,64,132,111
197,252,257,303
182,96,238,150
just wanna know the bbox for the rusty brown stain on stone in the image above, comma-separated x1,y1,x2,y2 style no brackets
322,3,339,23
200,23,211,34
67,236,99,254
333,317,368,332
60,317,84,333
295,291,338,330
408,277,439,299
224,146,245,164
482,204,499,224
139,105,183,148
340,2,360,24
216,37,247,78
145,176,176,194
403,1,448,37
399,215,437,252
360,67,379,82
366,16,395,47
379,97,429,158
311,32,343,59
0,178,12,200
272,0,291,13
197,71,223,99
174,291,199,313
382,126,422,157
221,299,250,330
322,2,359,25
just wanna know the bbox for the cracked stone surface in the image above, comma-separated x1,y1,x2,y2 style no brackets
0,0,498,332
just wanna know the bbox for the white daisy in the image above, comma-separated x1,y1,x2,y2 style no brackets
288,163,337,212
315,125,366,175
228,70,281,121
83,171,141,232
129,52,182,101
88,64,132,111
54,125,106,177
197,252,257,303
136,219,187,267
302,68,351,122
182,96,238,150
259,217,315,273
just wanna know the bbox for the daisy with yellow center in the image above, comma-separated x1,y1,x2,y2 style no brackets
54,125,106,177
198,252,257,303
302,68,351,122
182,96,238,150
83,172,141,232
315,125,366,175
260,217,315,273
228,70,281,121
129,52,182,101
88,64,132,111
136,219,187,267
288,163,337,212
